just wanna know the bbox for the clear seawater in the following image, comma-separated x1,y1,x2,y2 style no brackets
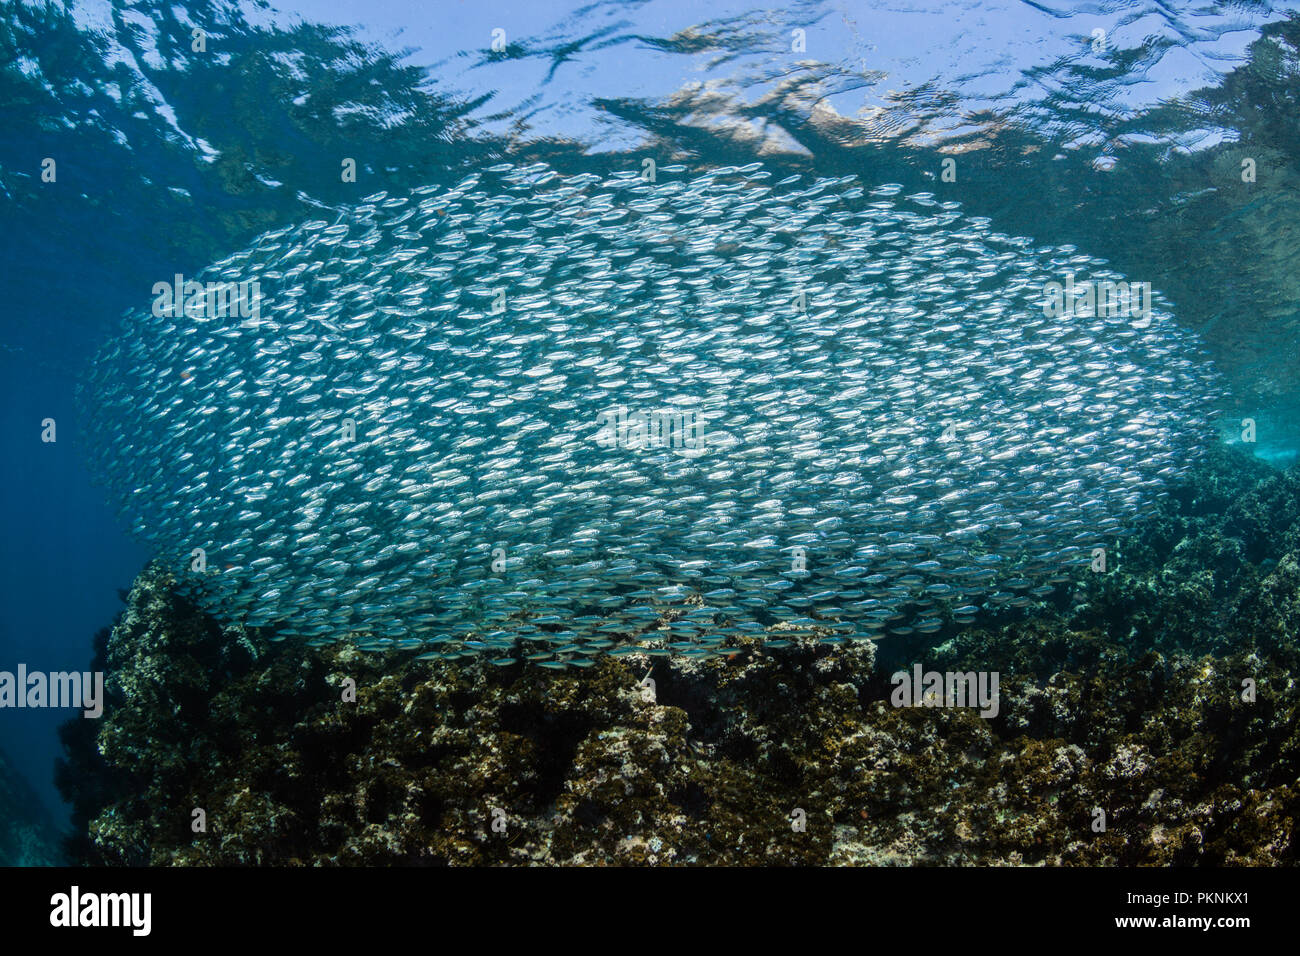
3,0,1299,830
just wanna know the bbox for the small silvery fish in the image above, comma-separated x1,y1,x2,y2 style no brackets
79,163,1223,663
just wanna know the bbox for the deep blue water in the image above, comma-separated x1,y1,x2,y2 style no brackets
3,0,1300,831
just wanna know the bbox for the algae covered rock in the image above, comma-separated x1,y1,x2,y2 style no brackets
57,451,1300,865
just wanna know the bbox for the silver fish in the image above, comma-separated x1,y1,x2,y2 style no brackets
79,163,1223,663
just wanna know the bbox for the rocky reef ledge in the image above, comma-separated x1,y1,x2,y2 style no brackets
58,445,1300,865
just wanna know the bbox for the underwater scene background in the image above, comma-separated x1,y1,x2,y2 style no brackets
2,0,1300,865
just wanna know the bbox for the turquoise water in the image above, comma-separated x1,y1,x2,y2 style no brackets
3,0,1300,827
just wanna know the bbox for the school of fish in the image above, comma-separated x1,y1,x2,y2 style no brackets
78,162,1224,666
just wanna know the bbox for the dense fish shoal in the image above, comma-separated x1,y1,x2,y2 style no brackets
80,162,1224,664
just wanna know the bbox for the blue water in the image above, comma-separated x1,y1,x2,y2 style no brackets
3,0,1300,829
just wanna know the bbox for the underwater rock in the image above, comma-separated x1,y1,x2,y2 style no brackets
1067,444,1300,658
58,454,1300,865
0,744,65,866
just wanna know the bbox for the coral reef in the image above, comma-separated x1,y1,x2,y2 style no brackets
58,445,1300,865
